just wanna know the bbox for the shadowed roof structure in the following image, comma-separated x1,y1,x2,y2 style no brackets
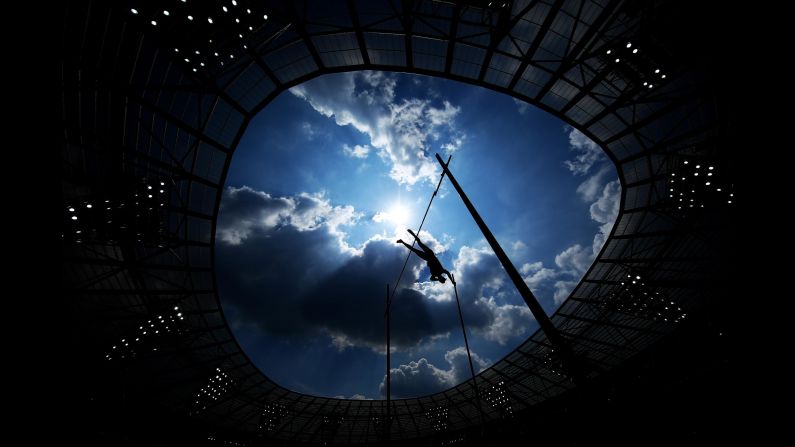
60,0,739,445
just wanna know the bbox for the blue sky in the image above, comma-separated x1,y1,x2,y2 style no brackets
215,71,619,400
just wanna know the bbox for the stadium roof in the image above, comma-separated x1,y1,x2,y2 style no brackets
60,0,738,444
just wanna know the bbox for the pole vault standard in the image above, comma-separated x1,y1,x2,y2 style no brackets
451,276,485,425
434,154,585,382
385,283,390,443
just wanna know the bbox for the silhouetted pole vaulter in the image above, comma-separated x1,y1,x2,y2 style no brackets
397,229,455,284
434,153,586,383
385,155,452,313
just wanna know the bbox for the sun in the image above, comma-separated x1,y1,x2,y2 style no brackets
388,203,411,225
382,202,411,226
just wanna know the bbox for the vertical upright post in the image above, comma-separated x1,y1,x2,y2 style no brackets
434,153,584,382
452,282,484,425
385,283,391,442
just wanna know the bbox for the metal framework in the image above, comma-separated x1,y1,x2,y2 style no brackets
60,0,736,444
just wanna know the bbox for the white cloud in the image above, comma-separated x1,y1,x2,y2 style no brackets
216,187,293,245
290,72,465,186
441,135,465,153
413,243,537,344
216,187,361,253
360,70,397,101
444,347,488,380
290,192,355,232
511,240,528,254
218,186,541,354
333,394,372,400
427,100,461,126
372,211,388,223
520,261,557,288
554,244,592,276
329,332,357,351
301,122,317,140
381,358,451,397
379,347,488,398
454,245,505,291
549,176,621,306
411,279,454,303
513,98,531,115
342,143,370,159
590,180,621,254
473,297,534,344
556,178,621,266
564,126,603,175
553,280,578,304
412,244,504,303
590,180,621,225
576,166,610,202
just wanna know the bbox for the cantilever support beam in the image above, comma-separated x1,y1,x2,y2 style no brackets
434,153,585,382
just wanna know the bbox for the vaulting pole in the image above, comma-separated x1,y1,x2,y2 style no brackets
385,283,391,442
434,154,584,382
